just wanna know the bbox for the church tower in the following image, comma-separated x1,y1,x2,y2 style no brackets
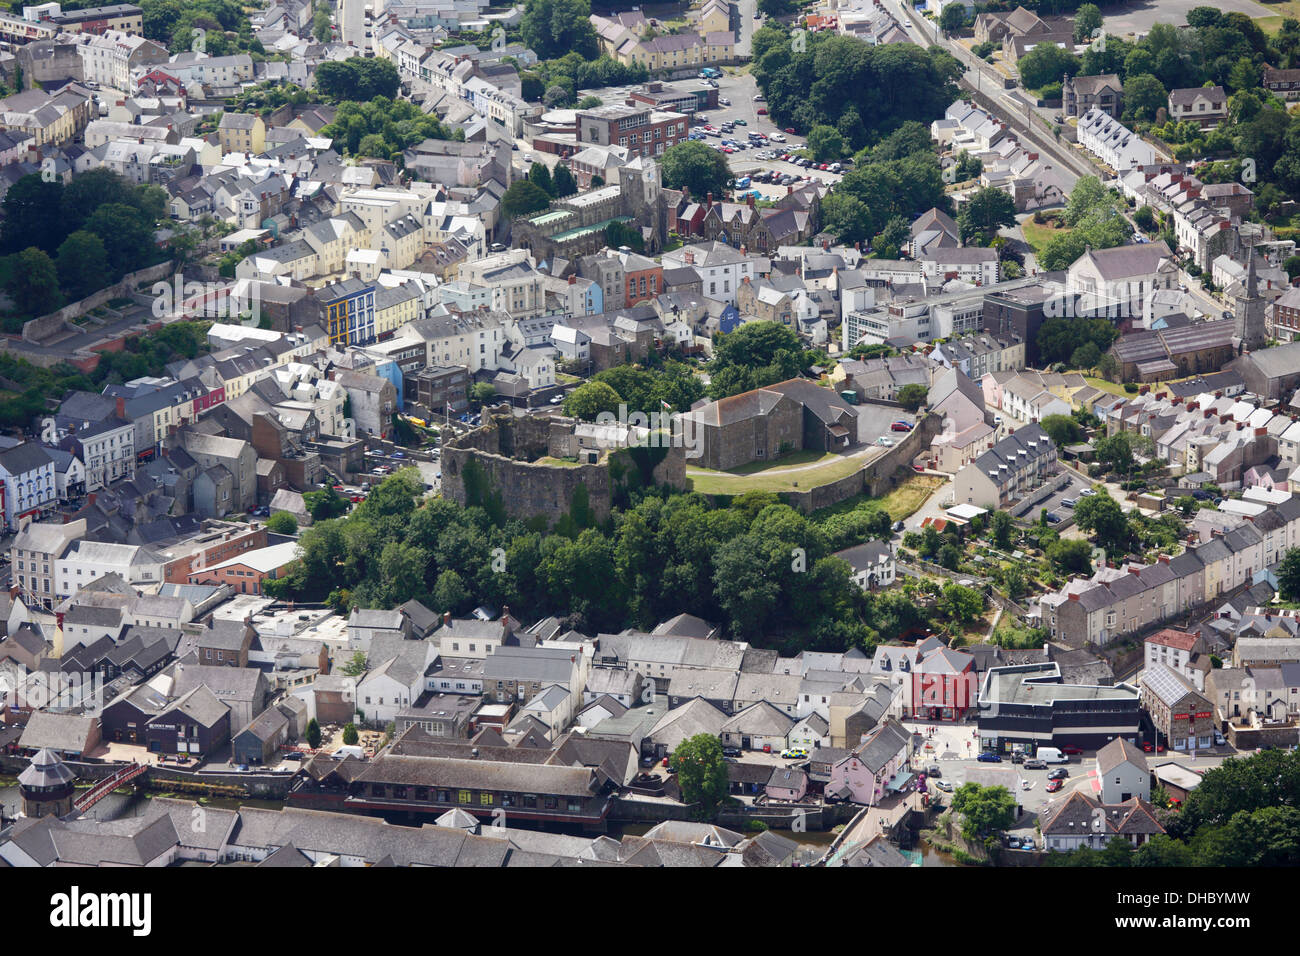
1233,245,1268,353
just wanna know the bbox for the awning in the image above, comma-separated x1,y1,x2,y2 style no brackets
885,771,914,792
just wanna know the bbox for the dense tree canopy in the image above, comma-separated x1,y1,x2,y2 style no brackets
660,141,731,202
521,0,599,60
315,57,400,101
751,26,962,151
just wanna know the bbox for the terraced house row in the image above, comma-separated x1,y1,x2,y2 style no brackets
1039,494,1300,647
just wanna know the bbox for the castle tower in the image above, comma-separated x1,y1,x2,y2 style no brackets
18,748,76,818
1233,245,1268,353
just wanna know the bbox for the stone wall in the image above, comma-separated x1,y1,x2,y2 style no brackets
774,411,943,514
23,260,176,345
442,412,613,523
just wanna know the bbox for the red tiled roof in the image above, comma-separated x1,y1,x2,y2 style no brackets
1145,628,1198,652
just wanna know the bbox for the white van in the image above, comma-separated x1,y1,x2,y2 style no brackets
1036,747,1068,764
334,745,366,760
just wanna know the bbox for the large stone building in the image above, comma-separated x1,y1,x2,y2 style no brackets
441,412,685,524
511,155,670,262
680,379,861,472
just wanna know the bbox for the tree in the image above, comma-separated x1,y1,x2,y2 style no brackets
1094,432,1135,475
660,140,730,201
990,510,1014,550
951,783,1017,842
807,124,845,162
54,230,110,301
1134,205,1156,232
823,193,874,244
1278,547,1300,602
1017,43,1080,91
3,247,59,316
265,511,298,534
1186,6,1222,29
83,203,155,275
306,717,322,749
1123,73,1168,124
529,161,554,197
937,582,983,628
671,733,730,813
501,179,552,219
1070,341,1102,370
1047,538,1094,574
341,652,368,677
1074,491,1131,555
939,2,968,33
957,187,1016,245
564,380,623,421
1073,4,1103,43
315,57,400,101
303,485,349,521
521,0,599,60
871,216,911,260
897,383,929,412
342,723,359,745
552,163,577,198
313,3,332,42
1039,414,1083,447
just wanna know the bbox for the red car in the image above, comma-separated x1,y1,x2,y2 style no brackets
757,107,768,114
1045,778,1064,793
1061,744,1084,755
784,127,796,134
890,421,912,432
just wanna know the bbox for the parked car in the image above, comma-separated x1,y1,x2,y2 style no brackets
1045,778,1064,793
391,451,406,459
926,765,942,777
1060,744,1084,755
1045,512,1062,523
1023,758,1047,770
784,127,796,134
890,421,912,432
780,748,809,759
1006,836,1022,849
1214,732,1226,746
935,779,954,792
757,107,768,115
1010,751,1025,764
722,747,742,757
892,520,906,532
1079,488,1096,497
977,752,1002,762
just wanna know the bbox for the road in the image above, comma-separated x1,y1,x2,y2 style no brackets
882,0,1091,188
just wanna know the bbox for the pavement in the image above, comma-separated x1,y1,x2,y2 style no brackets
1101,0,1273,35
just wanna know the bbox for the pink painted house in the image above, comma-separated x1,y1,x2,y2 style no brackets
826,719,913,806
765,766,808,802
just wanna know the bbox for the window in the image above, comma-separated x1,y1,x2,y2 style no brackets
458,789,472,804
